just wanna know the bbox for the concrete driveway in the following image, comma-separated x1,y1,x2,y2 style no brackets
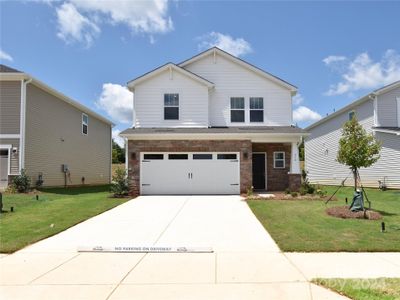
0,196,347,299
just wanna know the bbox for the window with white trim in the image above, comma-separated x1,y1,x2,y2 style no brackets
250,97,264,122
273,152,285,168
349,111,355,121
230,97,245,122
82,113,88,135
164,94,179,120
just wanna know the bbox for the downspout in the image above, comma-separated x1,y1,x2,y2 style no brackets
19,77,32,172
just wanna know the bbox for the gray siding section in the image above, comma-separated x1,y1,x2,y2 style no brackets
377,86,400,127
0,138,20,174
24,84,111,187
0,81,21,134
305,99,400,188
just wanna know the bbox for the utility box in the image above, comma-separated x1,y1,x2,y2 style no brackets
62,164,69,173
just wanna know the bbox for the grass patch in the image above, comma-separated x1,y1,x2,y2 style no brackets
248,186,400,252
313,278,400,300
0,185,129,253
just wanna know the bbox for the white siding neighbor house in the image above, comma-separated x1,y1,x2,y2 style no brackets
0,64,114,188
120,47,308,195
305,81,400,189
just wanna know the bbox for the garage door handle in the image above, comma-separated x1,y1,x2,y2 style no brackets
142,184,151,186
188,173,193,179
230,184,239,186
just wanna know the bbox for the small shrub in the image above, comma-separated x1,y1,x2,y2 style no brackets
110,167,129,197
285,188,291,194
316,189,327,197
5,184,16,194
307,185,316,194
12,169,31,193
299,186,307,196
291,191,298,197
246,186,254,197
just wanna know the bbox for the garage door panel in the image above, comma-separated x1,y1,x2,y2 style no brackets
140,152,240,195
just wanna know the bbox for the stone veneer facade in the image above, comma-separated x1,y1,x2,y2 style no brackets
127,140,300,196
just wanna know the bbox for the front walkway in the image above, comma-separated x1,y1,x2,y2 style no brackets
0,195,398,299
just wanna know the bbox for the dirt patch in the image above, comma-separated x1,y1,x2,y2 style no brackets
326,206,382,220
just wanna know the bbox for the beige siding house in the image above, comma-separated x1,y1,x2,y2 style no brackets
0,64,113,188
305,81,400,189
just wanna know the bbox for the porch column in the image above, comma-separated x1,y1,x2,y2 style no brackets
289,142,301,174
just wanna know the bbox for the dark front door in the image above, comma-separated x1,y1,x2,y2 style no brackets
252,153,266,190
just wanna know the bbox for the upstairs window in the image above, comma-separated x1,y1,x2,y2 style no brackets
82,113,88,135
164,94,179,120
230,97,245,122
250,97,264,122
349,111,356,121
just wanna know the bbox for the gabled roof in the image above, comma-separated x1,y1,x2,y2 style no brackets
306,80,400,131
0,64,22,73
179,47,298,94
0,64,114,126
127,63,214,90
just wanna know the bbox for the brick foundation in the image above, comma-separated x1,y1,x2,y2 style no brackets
127,140,252,196
288,173,301,192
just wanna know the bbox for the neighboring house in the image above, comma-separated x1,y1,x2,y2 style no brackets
305,81,400,189
0,64,114,188
120,47,307,195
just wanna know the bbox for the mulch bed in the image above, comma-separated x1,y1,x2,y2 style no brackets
326,206,382,220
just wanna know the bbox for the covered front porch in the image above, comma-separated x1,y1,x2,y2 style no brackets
251,142,301,192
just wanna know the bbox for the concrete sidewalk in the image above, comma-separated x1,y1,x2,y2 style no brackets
0,195,398,299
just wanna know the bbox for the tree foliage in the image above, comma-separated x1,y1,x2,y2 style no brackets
337,117,381,189
112,140,125,164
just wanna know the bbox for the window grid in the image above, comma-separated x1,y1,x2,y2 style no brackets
82,113,88,135
164,94,179,120
230,97,245,123
250,97,264,122
273,152,285,168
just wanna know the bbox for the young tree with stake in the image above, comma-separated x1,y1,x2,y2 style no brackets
337,117,381,191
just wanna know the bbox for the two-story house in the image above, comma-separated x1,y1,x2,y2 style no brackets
120,47,307,195
0,64,113,188
305,81,400,189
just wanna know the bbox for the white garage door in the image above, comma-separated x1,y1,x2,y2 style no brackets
140,152,240,195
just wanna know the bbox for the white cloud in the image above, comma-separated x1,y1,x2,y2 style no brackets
198,32,252,57
112,129,125,148
54,0,173,46
56,2,100,47
323,55,346,65
96,83,133,124
293,106,322,123
325,50,400,96
292,93,304,106
0,49,13,62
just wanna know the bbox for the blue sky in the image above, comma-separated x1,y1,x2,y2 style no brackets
1,1,400,145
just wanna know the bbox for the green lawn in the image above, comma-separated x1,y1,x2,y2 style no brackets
313,278,400,300
248,186,400,252
0,185,129,253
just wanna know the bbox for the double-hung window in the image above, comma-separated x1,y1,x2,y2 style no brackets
164,94,179,120
82,113,88,135
230,97,245,122
349,111,355,120
273,152,285,168
250,97,264,122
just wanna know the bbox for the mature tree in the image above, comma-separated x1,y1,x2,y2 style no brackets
112,140,125,164
337,117,381,190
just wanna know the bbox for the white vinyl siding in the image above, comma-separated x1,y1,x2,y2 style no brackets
377,86,400,127
183,53,292,126
134,69,209,128
305,98,400,189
